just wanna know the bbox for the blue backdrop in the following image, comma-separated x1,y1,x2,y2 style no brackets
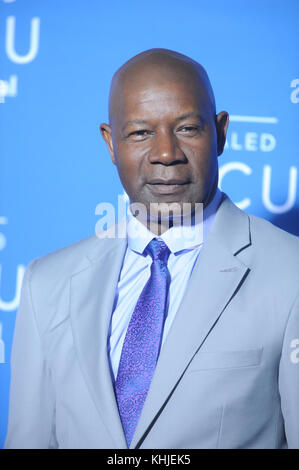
0,0,298,447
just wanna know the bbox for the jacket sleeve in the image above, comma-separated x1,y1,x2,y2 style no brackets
4,259,57,449
278,289,299,449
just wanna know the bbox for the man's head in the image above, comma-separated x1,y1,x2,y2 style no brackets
100,48,229,232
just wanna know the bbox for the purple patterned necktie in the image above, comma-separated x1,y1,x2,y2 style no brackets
114,238,171,447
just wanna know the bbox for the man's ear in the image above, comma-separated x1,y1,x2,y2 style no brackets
100,123,116,165
215,111,229,156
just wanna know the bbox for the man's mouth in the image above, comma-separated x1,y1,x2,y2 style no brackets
146,179,190,195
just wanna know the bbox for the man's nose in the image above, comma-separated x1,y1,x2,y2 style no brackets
150,130,186,164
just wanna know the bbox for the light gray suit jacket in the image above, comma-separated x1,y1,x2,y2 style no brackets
4,193,299,449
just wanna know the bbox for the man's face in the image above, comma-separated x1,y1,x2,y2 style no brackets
101,73,228,222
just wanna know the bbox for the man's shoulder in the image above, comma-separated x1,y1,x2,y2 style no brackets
220,193,299,252
218,194,299,285
220,199,299,304
217,193,299,260
241,210,299,290
21,228,126,331
247,211,299,257
31,233,100,276
28,225,126,285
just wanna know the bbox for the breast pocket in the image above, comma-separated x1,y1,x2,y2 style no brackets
189,348,263,371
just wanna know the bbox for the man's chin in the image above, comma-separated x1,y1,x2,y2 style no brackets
129,195,203,223
147,201,202,225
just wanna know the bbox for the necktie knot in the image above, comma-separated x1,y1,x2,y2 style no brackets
144,238,171,263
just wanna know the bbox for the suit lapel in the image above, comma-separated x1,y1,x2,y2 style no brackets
130,194,252,448
69,224,128,448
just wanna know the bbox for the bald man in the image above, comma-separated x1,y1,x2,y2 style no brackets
5,49,299,449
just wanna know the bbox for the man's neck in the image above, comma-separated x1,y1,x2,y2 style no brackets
134,187,219,236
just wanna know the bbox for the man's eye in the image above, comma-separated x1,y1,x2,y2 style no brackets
129,130,151,139
179,126,199,134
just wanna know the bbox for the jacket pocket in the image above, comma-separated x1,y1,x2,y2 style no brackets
189,347,263,371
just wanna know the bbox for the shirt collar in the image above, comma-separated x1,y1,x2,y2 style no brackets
126,188,223,255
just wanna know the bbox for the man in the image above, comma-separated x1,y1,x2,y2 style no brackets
4,48,299,449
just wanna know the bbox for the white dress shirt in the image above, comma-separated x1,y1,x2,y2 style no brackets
107,189,223,383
